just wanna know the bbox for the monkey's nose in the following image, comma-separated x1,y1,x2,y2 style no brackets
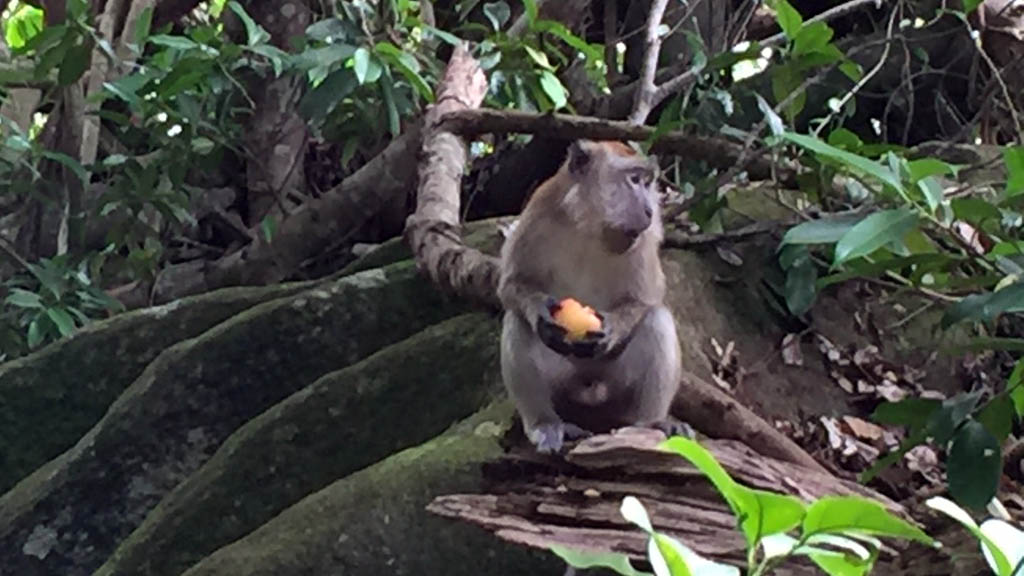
643,204,653,218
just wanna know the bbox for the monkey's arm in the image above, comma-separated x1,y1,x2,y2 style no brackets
586,298,652,358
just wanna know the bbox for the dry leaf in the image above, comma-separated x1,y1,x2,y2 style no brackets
842,416,885,441
781,333,804,366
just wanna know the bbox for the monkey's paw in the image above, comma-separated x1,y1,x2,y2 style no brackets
529,421,593,454
643,418,696,440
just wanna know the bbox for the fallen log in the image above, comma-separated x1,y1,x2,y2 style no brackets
427,427,943,576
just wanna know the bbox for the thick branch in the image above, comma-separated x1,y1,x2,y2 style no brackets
404,43,500,307
438,108,797,185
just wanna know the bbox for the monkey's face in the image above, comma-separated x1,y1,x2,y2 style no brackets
566,140,658,253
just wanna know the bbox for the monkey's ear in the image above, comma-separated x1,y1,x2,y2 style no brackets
567,140,593,175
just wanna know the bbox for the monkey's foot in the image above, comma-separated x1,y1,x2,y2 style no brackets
640,417,696,440
529,421,593,454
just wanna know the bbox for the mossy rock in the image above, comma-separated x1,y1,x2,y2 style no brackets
0,281,314,494
181,401,560,576
0,262,468,576
97,312,503,576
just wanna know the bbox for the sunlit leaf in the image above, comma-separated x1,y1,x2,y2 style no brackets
549,545,648,576
979,519,1024,576
483,1,512,31
773,0,804,39
803,496,934,545
926,497,1013,576
538,70,567,109
1005,145,1024,197
148,34,199,50
782,132,904,194
227,1,271,45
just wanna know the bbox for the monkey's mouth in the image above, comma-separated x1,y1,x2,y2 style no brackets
602,227,644,253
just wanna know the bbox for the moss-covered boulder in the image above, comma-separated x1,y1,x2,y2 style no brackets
0,281,313,493
97,312,503,576
181,401,560,576
0,263,468,576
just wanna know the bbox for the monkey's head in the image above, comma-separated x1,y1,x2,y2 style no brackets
562,140,659,254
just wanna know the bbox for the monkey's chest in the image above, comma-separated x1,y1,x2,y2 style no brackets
543,243,632,308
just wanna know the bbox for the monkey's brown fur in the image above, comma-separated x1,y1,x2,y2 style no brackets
497,140,691,454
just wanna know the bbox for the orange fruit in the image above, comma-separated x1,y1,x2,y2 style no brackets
553,298,602,341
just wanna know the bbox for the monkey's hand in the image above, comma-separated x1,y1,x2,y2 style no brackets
641,417,696,440
536,297,612,358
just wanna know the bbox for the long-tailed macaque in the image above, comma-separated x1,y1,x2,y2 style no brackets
498,139,693,454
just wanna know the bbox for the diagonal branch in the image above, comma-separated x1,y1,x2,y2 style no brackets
628,0,671,125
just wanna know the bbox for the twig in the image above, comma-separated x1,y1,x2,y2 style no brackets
0,235,33,274
437,108,797,185
662,220,790,248
811,4,899,137
760,0,885,48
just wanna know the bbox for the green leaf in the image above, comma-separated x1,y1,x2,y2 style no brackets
925,391,983,445
773,0,803,39
941,282,1024,328
802,497,934,545
27,318,44,348
650,533,693,576
952,197,1002,223
292,43,357,70
827,128,863,151
809,552,874,576
522,0,538,24
918,176,944,212
792,21,834,56
785,258,817,316
134,6,154,47
907,158,957,183
260,215,277,243
964,0,984,11
5,288,43,309
977,395,1015,443
833,208,918,266
871,398,941,434
980,520,1024,576
58,40,91,86
782,132,904,194
1005,146,1024,197
353,46,370,83
483,1,512,31
549,546,647,576
298,67,358,120
148,34,199,50
40,151,89,185
227,1,271,45
376,42,433,102
538,70,567,109
782,214,861,245
660,437,740,508
524,45,554,70
46,307,76,337
947,420,1002,511
5,4,44,49
747,489,807,540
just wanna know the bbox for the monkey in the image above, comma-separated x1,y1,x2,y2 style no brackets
497,139,694,454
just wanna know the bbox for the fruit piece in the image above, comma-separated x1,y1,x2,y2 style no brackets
553,298,602,341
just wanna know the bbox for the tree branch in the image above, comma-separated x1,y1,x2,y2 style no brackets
404,43,500,307
437,108,797,185
628,0,670,125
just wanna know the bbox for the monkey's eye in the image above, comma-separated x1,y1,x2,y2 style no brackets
627,172,644,187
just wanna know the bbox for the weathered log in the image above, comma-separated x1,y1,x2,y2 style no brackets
427,427,937,576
